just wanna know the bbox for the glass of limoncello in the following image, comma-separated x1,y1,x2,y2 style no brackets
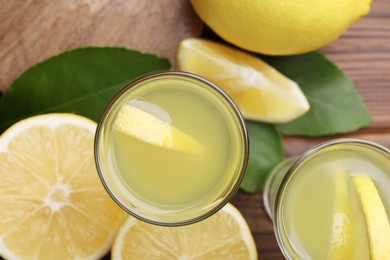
264,138,390,259
94,71,248,226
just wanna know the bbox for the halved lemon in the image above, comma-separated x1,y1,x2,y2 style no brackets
113,102,203,153
0,113,127,259
112,203,257,259
352,175,390,259
177,38,310,123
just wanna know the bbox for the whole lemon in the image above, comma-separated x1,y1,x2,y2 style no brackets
190,0,371,55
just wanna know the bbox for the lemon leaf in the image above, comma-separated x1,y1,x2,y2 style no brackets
0,47,171,133
261,52,371,136
241,121,284,193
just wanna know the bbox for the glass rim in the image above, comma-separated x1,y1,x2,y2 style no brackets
94,70,249,226
272,137,390,258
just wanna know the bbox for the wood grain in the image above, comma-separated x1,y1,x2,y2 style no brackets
1,0,389,259
0,0,202,92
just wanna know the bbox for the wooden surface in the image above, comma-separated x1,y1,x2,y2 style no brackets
0,0,202,92
1,0,389,259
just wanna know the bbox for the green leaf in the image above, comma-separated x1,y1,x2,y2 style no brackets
261,52,371,136
0,47,171,133
241,121,284,193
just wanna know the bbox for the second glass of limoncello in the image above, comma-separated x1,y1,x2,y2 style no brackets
94,71,248,226
264,138,390,259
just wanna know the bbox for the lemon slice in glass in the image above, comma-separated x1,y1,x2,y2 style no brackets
177,38,310,123
328,171,354,259
113,102,203,154
352,175,390,259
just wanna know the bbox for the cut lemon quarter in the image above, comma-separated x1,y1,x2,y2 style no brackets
352,175,390,259
177,38,310,123
0,113,127,260
113,101,203,153
112,203,257,259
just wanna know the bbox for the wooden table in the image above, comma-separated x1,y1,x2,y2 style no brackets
1,1,389,259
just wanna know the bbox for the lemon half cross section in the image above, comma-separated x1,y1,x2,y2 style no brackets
112,203,257,259
113,102,203,154
177,38,310,123
352,175,390,259
0,113,127,260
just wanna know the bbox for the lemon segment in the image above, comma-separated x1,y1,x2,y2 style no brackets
177,38,310,123
0,113,127,260
352,175,390,259
113,103,203,154
328,171,354,259
112,203,257,259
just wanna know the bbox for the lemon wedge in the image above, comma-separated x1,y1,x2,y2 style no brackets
112,203,257,259
177,38,310,123
352,175,390,259
113,102,203,153
0,113,127,259
328,171,354,259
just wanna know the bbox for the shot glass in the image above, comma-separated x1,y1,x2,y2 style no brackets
263,138,390,259
94,71,249,226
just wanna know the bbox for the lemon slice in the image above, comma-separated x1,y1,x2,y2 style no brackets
113,102,203,153
177,38,310,123
352,175,390,259
0,113,127,259
112,203,257,259
328,171,354,259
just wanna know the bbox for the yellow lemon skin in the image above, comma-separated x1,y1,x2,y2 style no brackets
190,0,371,55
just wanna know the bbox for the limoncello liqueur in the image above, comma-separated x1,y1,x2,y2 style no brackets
271,139,390,259
95,72,248,226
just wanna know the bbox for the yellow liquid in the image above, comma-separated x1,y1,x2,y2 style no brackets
277,142,390,259
96,74,246,223
112,89,236,207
